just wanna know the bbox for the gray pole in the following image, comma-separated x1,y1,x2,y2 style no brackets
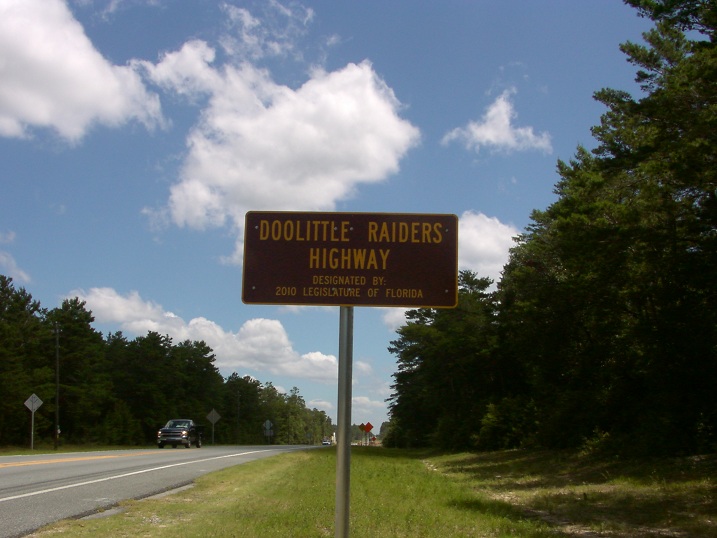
335,306,354,538
54,322,59,451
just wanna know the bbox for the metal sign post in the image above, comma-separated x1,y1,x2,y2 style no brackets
24,394,43,450
335,306,354,538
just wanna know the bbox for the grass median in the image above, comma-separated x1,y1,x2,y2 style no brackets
27,447,717,537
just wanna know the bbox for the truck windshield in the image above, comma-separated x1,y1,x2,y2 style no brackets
168,421,189,428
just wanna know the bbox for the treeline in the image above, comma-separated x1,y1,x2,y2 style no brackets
0,276,332,447
384,1,717,456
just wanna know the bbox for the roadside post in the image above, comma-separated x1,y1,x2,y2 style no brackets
263,420,274,443
24,394,43,450
242,211,458,537
207,408,221,445
364,422,373,446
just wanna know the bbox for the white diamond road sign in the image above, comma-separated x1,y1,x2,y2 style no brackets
24,394,43,412
206,409,221,424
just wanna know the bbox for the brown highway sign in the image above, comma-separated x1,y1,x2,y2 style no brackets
242,211,458,308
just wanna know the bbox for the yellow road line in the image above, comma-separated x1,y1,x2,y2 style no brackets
0,449,273,503
0,452,157,468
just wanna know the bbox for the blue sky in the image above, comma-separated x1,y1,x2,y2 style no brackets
1,0,652,429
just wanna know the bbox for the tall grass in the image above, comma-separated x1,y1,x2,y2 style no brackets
28,447,553,537
27,447,717,537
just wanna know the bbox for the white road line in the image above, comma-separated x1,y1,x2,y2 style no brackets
0,449,273,503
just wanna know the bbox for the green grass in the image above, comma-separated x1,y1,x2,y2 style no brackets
432,449,717,537
25,447,717,537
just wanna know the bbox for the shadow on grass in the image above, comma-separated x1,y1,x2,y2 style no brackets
448,496,533,520
435,449,717,537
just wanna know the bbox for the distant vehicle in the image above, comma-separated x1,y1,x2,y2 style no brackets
322,439,332,446
157,419,203,448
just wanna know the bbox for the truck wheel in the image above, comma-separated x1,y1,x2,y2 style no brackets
185,439,191,448
197,438,202,448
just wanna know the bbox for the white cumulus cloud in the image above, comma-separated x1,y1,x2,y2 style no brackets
138,39,420,260
351,396,386,428
442,88,551,154
0,231,30,283
70,287,338,382
0,0,163,141
0,251,30,284
458,210,519,282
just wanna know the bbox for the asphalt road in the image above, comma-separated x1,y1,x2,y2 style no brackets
0,445,312,538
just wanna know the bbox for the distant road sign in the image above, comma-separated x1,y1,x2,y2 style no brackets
242,211,458,308
24,394,43,412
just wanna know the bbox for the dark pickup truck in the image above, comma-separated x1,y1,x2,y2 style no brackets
157,419,203,448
